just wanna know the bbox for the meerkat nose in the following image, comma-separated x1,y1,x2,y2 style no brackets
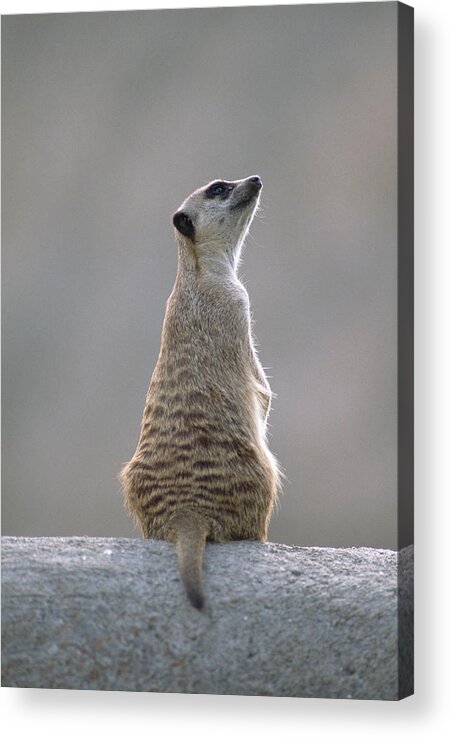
248,176,263,190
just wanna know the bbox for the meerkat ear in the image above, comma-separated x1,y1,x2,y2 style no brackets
173,211,195,241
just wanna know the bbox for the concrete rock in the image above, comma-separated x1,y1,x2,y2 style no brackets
1,536,413,699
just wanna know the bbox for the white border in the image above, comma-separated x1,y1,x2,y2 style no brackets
1,0,450,734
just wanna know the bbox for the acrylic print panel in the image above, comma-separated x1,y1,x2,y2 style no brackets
1,2,413,699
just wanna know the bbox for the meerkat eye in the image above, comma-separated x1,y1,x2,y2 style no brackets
212,183,226,195
205,181,230,199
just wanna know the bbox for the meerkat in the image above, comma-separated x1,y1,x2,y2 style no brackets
120,175,280,609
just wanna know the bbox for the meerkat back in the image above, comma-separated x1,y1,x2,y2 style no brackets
120,175,280,609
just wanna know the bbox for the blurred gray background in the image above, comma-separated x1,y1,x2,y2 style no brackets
2,3,399,548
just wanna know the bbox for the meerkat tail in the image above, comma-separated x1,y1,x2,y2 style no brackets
171,511,209,610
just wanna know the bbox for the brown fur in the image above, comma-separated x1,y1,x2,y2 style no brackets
120,176,280,609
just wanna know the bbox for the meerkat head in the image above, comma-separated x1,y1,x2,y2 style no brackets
172,175,262,271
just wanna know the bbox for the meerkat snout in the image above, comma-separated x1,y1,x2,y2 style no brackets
247,175,262,188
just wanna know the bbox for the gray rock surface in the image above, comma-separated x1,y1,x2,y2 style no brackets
1,537,413,699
